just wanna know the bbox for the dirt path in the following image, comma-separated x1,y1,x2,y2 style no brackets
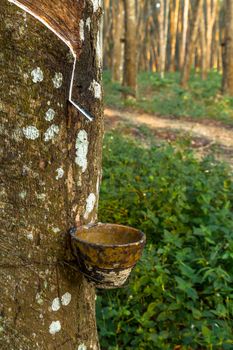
105,108,233,166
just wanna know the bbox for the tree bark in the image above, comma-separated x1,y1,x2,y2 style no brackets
180,0,203,87
179,0,189,69
112,0,124,82
0,0,103,349
200,2,208,79
123,0,137,97
222,0,233,95
169,0,180,71
158,0,170,78
103,0,113,70
206,0,219,71
201,0,219,79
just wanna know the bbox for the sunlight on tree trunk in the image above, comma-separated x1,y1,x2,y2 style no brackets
158,0,170,78
222,0,233,96
123,0,137,98
180,0,203,87
201,0,219,79
112,0,124,82
169,0,179,72
179,0,189,69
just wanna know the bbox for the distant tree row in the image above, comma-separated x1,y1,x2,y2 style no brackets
103,0,233,96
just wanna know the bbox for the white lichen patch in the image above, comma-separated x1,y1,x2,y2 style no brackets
61,292,72,306
51,297,61,312
92,0,101,12
19,191,27,199
27,233,33,241
52,227,60,234
36,193,46,201
78,344,87,350
31,67,44,83
44,124,59,142
36,293,44,305
45,108,56,121
52,72,63,89
19,25,26,36
84,193,96,219
79,20,85,41
86,18,91,31
75,130,89,173
55,167,64,180
49,321,61,335
23,126,40,140
89,80,101,99
23,12,27,22
23,73,29,82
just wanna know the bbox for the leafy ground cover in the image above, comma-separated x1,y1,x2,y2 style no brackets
97,130,233,350
103,71,233,126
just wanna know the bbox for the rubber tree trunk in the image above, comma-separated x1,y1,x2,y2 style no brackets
169,0,180,72
103,0,112,70
123,0,137,98
201,0,219,79
222,0,233,95
158,0,170,78
200,3,208,79
0,0,103,349
180,0,203,87
112,0,124,82
179,0,189,69
206,0,219,71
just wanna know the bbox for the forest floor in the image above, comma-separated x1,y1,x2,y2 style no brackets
104,107,233,168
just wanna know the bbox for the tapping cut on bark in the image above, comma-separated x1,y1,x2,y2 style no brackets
8,0,95,121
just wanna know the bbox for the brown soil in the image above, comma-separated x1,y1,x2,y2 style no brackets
104,108,233,167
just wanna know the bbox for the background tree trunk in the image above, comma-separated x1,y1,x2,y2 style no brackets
200,3,208,79
180,0,203,87
102,0,224,75
158,0,170,78
123,0,137,97
112,0,124,82
103,0,113,70
179,0,189,69
169,0,179,71
201,0,219,79
0,1,103,349
222,0,233,95
206,0,218,72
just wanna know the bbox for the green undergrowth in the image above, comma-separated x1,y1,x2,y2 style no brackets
103,70,233,125
97,131,233,350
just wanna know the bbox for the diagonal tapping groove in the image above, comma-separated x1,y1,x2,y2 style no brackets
8,0,94,121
